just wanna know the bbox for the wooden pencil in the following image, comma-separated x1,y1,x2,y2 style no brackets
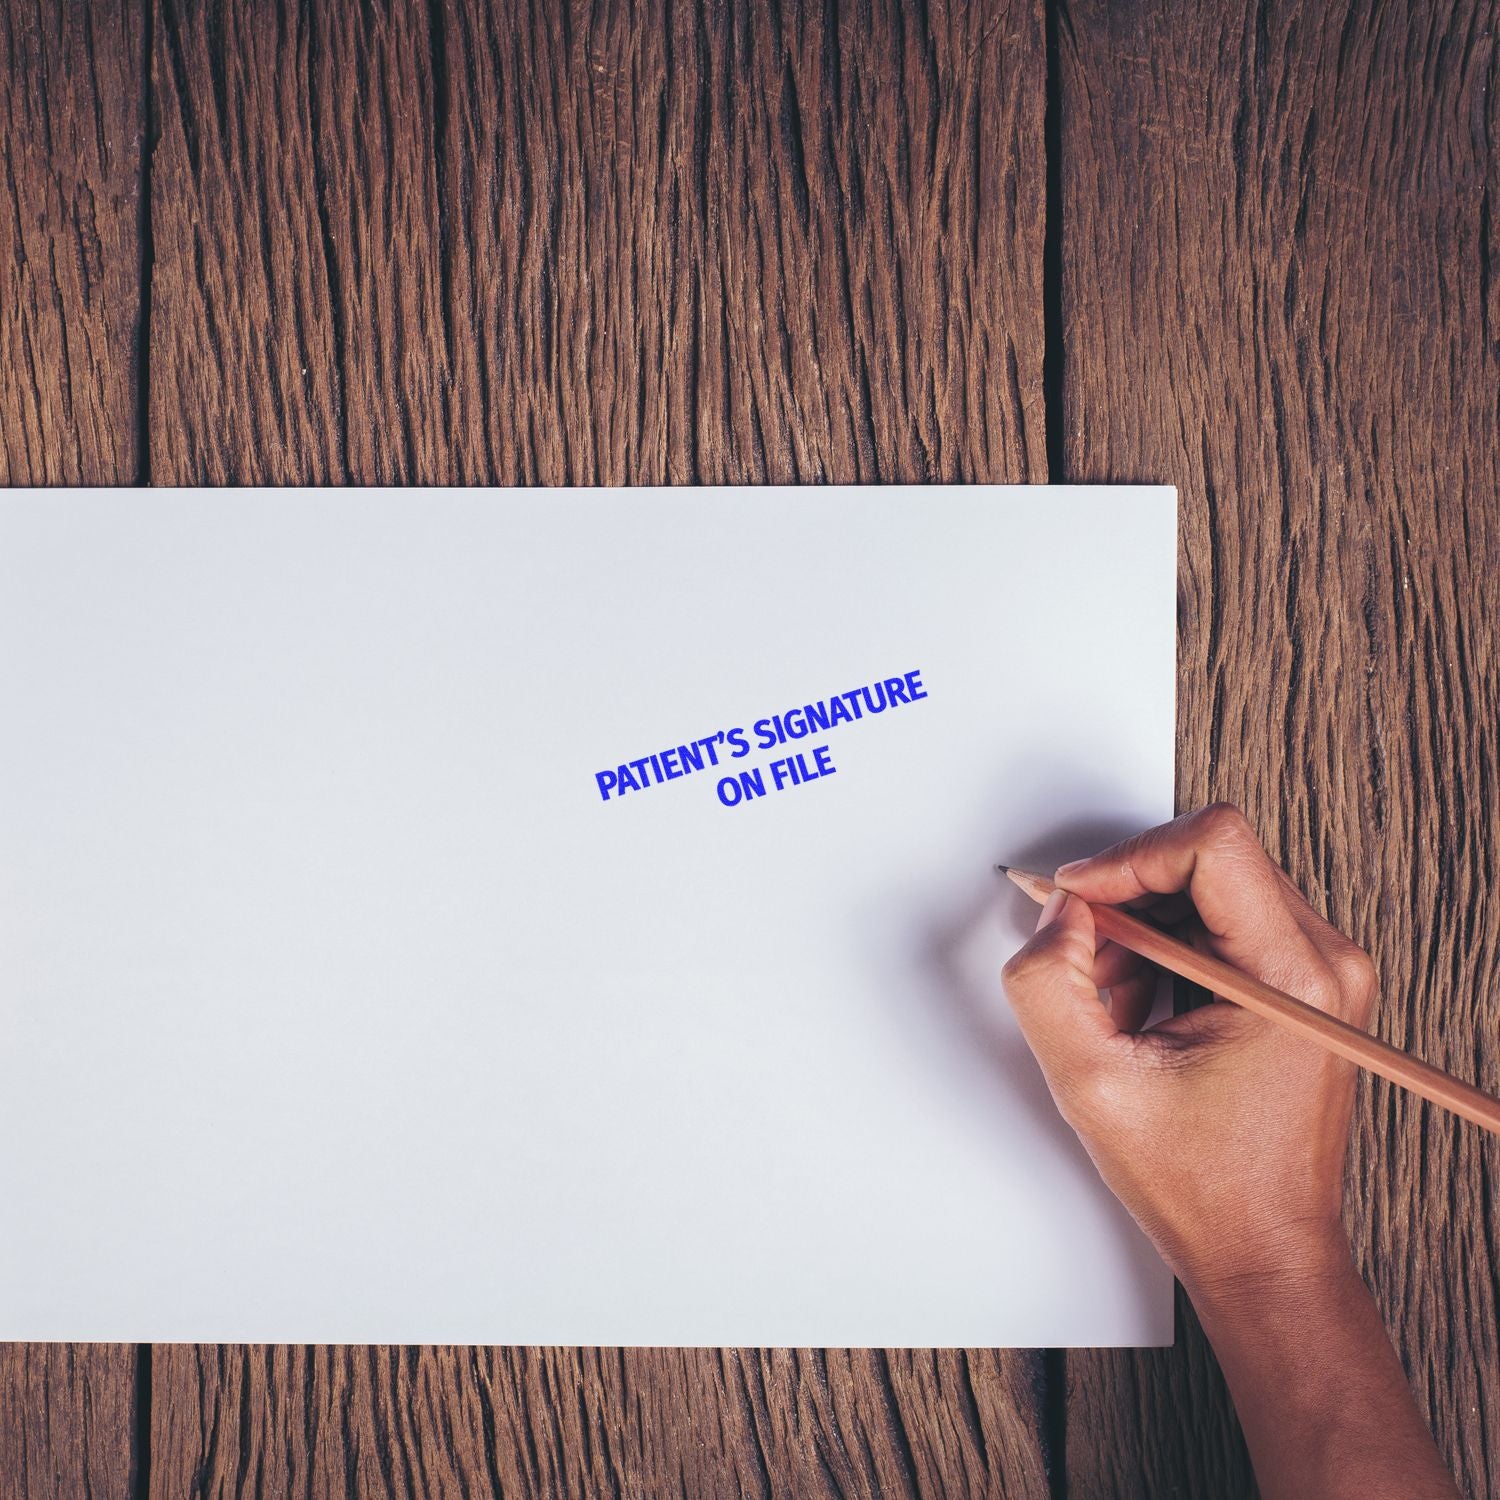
999,865,1500,1138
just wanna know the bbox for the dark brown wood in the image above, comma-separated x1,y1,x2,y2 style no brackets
1059,1,1500,1496
0,1346,141,1500
149,1346,1048,1498
1,1,144,1493
151,0,1047,491
144,1,1052,1495
1,0,142,482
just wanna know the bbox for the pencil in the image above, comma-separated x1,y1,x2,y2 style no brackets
998,865,1500,1138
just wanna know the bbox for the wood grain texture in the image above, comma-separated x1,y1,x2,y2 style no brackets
1,1,144,1494
1,0,143,481
0,1346,141,1500
1058,1,1500,1495
145,1,1052,1495
149,1346,1047,1499
149,0,1047,489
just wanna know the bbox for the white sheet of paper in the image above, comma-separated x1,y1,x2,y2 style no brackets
1,484,1176,1346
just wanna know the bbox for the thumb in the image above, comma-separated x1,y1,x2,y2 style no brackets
1001,891,1117,1080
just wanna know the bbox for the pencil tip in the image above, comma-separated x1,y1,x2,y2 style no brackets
994,862,1010,875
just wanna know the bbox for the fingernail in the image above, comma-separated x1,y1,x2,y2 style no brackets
1036,889,1068,930
1055,859,1085,882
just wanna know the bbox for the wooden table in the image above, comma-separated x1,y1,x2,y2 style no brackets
3,1,1496,1494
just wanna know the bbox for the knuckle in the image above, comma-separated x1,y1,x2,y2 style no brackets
1198,800,1254,847
1331,945,1378,1003
1116,850,1149,892
1301,970,1345,1013
1001,945,1045,990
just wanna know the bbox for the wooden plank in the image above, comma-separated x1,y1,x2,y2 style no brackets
1,0,143,481
146,1,1052,1494
0,1346,142,1500
433,0,1047,485
150,0,1047,489
150,1346,1047,1498
1058,0,1500,1495
1,0,145,1493
149,0,347,483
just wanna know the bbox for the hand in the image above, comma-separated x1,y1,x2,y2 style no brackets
1000,802,1375,1296
1001,803,1458,1498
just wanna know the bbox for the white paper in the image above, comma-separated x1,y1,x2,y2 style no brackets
0,484,1176,1346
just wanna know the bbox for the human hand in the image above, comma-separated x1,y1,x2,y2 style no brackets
1000,802,1376,1298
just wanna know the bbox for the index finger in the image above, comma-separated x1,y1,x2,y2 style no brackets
1052,803,1338,1002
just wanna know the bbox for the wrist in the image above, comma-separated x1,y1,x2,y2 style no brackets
1174,1219,1356,1318
1177,1225,1460,1500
